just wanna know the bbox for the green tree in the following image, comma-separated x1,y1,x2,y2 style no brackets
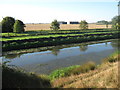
50,20,60,30
1,16,15,32
13,20,25,33
112,15,120,30
79,20,88,30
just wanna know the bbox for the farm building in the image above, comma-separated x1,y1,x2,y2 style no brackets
58,21,67,24
69,21,79,24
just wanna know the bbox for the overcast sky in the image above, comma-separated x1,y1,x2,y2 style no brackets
0,0,118,23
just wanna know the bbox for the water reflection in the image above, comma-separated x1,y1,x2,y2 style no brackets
3,39,119,60
51,46,60,56
2,39,119,74
4,53,23,59
111,39,120,51
79,44,88,52
105,42,108,46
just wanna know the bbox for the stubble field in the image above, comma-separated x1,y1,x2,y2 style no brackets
25,24,112,31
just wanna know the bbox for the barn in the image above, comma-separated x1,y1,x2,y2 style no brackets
69,21,79,24
58,21,67,24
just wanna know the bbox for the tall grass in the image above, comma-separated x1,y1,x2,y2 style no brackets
71,61,96,75
103,51,120,63
52,53,119,88
49,61,96,81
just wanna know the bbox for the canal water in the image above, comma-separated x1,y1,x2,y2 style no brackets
2,39,119,74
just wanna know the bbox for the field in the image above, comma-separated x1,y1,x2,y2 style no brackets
25,24,112,31
2,29,120,51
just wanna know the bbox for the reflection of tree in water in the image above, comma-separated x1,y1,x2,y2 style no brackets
51,46,60,56
79,44,88,52
5,53,23,59
105,42,108,46
111,39,120,51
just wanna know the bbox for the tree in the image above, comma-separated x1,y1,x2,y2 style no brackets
1,16,15,32
79,20,88,30
50,20,60,30
112,15,120,30
104,21,109,28
13,20,25,33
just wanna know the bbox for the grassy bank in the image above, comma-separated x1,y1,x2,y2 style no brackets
2,39,117,56
2,29,120,51
2,52,119,88
52,52,120,88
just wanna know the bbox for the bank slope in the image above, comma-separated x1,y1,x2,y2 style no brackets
52,61,119,88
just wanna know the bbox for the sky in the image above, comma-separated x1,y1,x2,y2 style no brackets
0,0,119,23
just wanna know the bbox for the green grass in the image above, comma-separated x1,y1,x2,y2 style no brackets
49,65,80,80
49,61,96,81
2,31,119,42
2,29,119,41
2,29,120,51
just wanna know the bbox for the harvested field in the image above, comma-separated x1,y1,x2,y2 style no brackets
25,24,112,31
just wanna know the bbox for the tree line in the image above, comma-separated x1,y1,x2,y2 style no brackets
0,15,120,33
50,20,88,30
0,17,25,33
50,15,120,31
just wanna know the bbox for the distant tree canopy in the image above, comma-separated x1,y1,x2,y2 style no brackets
1,16,15,32
50,20,60,30
79,20,88,30
13,20,25,33
97,20,113,28
97,20,110,25
111,15,120,30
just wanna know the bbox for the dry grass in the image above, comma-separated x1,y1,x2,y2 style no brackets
52,62,118,88
52,53,119,88
25,24,112,31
